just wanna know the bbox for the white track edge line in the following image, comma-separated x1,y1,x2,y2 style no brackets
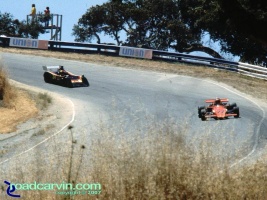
0,98,75,165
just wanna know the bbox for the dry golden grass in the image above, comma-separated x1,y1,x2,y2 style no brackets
2,119,267,200
0,89,38,133
86,122,267,199
36,92,52,110
0,65,16,108
0,62,39,133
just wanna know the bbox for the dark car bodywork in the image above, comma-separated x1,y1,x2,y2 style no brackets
43,66,89,88
198,98,240,121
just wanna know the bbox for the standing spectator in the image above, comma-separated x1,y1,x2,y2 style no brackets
30,4,36,22
44,7,50,27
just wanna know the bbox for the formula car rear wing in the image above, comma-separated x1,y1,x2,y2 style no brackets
205,98,229,103
43,66,60,72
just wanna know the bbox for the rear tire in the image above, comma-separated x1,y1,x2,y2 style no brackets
44,72,52,83
64,79,73,88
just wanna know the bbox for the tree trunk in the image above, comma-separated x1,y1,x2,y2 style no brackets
183,44,223,59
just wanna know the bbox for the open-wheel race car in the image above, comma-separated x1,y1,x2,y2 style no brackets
198,98,240,121
43,66,89,88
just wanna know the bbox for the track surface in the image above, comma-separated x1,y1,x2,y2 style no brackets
1,52,267,164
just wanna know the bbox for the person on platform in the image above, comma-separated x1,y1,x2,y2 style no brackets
30,4,36,22
44,7,50,27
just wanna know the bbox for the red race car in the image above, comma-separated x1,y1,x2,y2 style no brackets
198,98,240,121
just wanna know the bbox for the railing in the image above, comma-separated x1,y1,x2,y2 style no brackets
49,40,119,56
26,14,63,41
0,36,266,80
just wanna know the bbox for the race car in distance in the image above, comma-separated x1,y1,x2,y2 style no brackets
198,98,240,121
43,66,89,88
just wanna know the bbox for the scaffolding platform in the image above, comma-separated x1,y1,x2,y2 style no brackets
27,14,63,41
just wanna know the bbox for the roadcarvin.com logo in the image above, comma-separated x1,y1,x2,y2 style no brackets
4,181,20,198
4,180,101,198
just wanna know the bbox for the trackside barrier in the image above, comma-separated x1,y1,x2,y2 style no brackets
9,37,48,49
49,40,120,56
0,36,266,80
237,62,267,80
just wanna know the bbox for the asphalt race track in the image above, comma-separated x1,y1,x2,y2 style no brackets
1,52,267,167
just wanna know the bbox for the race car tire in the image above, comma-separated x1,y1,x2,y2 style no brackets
65,79,73,88
233,107,240,118
44,72,52,83
201,116,207,121
228,103,237,109
200,110,206,121
198,106,205,118
198,106,205,110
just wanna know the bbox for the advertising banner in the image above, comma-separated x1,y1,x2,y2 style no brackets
119,47,152,59
9,37,48,49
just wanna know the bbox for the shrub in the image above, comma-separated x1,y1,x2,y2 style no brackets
0,65,16,108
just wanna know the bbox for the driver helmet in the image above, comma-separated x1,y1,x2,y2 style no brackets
215,98,221,105
59,66,64,70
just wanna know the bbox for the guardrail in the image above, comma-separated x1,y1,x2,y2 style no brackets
1,36,266,80
49,40,120,56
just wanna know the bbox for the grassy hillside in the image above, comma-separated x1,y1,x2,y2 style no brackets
0,62,38,133
3,120,267,199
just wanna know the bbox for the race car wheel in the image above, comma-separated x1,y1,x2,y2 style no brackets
201,116,207,121
233,107,240,118
44,72,52,83
200,110,206,121
65,79,73,88
198,106,205,118
228,103,237,109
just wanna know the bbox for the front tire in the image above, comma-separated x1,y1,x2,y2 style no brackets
200,110,207,121
64,79,73,88
201,116,207,121
233,107,240,118
198,106,205,118
228,103,237,110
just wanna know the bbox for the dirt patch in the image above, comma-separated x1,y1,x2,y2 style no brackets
0,89,38,133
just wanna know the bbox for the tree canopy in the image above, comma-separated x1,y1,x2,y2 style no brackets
180,0,267,63
73,0,267,64
0,12,45,39
72,0,222,58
